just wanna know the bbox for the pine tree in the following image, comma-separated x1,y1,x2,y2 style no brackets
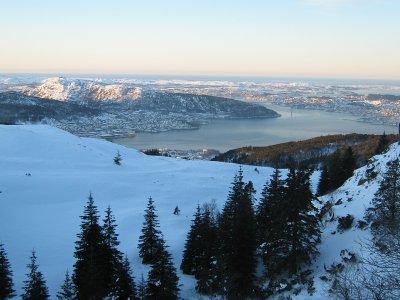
138,197,163,265
73,193,108,300
341,147,356,182
180,205,202,275
317,165,330,196
0,243,15,299
327,149,342,190
260,169,321,280
145,240,179,300
114,151,122,165
21,250,49,300
257,168,285,240
181,203,219,295
282,168,321,274
102,206,123,296
256,168,288,276
372,158,400,229
137,274,146,300
218,168,257,299
195,205,219,296
113,256,138,300
56,271,74,300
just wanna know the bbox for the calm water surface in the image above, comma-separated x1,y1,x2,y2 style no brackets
113,105,397,152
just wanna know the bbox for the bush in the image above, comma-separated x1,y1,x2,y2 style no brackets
337,215,354,232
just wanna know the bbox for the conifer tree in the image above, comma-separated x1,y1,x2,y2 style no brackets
0,243,15,299
113,256,138,300
317,165,330,196
341,147,356,182
195,205,219,296
258,169,321,281
257,168,285,240
326,149,342,191
256,168,287,275
218,168,257,299
138,197,163,265
282,168,321,274
114,151,122,165
102,206,123,296
73,193,108,300
21,250,49,300
180,205,202,275
56,271,74,300
372,158,400,229
145,240,179,300
137,274,146,300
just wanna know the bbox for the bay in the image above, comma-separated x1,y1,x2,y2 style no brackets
112,104,398,153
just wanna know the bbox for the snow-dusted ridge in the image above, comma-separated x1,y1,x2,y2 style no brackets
1,124,399,299
24,77,142,102
0,77,279,137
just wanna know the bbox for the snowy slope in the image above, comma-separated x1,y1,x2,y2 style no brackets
1,124,399,299
300,142,400,299
0,125,274,299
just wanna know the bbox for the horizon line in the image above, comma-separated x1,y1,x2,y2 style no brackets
1,72,400,83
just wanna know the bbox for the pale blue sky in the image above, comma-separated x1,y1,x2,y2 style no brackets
1,0,399,79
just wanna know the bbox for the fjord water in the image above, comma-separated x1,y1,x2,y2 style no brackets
113,104,397,152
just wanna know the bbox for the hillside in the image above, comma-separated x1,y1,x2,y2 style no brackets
0,78,279,137
0,125,275,299
1,124,399,299
213,133,398,168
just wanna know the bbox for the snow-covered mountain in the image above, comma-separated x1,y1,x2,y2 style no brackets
1,77,279,137
24,77,142,102
1,124,398,299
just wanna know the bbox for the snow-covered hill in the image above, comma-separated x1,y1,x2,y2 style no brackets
24,77,142,102
1,124,399,299
0,125,274,299
1,77,279,137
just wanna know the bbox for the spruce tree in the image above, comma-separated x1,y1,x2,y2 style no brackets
218,168,257,299
102,206,123,296
0,243,15,299
56,271,74,300
113,256,138,300
180,205,202,275
260,169,321,281
73,193,108,300
372,158,400,229
21,250,49,300
145,240,179,300
282,168,321,274
137,274,146,300
256,168,288,276
341,147,356,182
317,165,330,196
327,149,342,190
331,147,357,191
138,197,163,265
257,168,285,239
195,205,219,296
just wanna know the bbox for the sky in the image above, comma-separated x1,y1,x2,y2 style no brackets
0,0,399,79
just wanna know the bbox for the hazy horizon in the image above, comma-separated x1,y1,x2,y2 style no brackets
1,0,399,80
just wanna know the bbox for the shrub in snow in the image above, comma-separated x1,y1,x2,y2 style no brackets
114,151,122,165
337,214,354,232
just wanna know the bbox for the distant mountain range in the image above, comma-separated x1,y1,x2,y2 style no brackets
0,77,279,136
